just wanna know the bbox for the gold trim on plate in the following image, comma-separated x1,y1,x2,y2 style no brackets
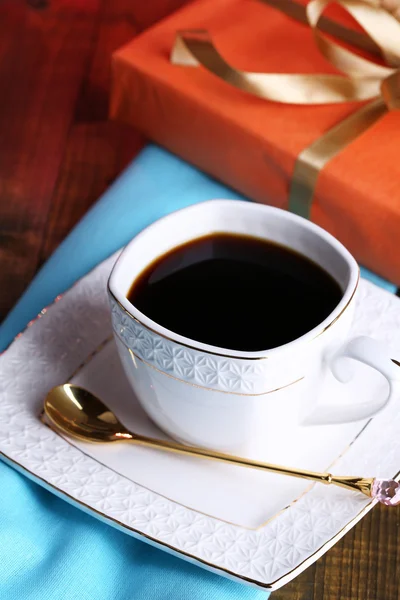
62,337,310,531
39,411,265,531
58,336,375,532
68,336,113,381
0,264,390,590
1,450,396,591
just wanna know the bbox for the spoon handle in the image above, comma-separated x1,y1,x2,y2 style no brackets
131,434,374,497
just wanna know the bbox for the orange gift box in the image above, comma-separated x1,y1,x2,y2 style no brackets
110,0,400,284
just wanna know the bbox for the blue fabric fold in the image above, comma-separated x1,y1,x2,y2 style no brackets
0,459,265,599
0,146,267,600
0,144,395,598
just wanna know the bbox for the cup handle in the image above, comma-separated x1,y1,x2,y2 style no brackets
304,336,400,425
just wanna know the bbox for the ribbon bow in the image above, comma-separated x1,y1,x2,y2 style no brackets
171,0,400,217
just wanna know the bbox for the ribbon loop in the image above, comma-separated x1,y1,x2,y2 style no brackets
171,0,400,218
172,30,382,104
307,0,395,78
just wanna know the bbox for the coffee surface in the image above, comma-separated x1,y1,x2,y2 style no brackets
127,233,343,351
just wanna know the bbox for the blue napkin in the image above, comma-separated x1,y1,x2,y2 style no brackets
0,146,265,600
0,145,395,599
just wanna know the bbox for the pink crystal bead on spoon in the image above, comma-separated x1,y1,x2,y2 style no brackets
371,479,400,506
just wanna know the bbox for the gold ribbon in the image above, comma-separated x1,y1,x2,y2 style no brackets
171,0,400,218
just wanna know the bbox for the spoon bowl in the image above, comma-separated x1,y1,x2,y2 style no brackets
45,384,132,442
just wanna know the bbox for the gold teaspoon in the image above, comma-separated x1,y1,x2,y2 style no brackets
44,384,399,506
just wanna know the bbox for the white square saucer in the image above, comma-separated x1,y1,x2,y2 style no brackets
0,254,399,591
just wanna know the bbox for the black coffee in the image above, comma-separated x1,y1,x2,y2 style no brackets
127,233,343,351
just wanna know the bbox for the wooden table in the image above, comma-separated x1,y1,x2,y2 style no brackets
0,1,398,598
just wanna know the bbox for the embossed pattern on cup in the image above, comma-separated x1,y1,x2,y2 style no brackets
110,297,272,394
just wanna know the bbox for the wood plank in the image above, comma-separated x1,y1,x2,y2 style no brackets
39,0,143,260
0,0,101,319
38,0,191,262
38,121,143,261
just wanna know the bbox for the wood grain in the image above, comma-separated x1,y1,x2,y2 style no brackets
0,1,398,598
275,503,399,599
0,0,186,318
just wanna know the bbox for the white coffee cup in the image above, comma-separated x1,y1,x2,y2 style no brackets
108,200,400,451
